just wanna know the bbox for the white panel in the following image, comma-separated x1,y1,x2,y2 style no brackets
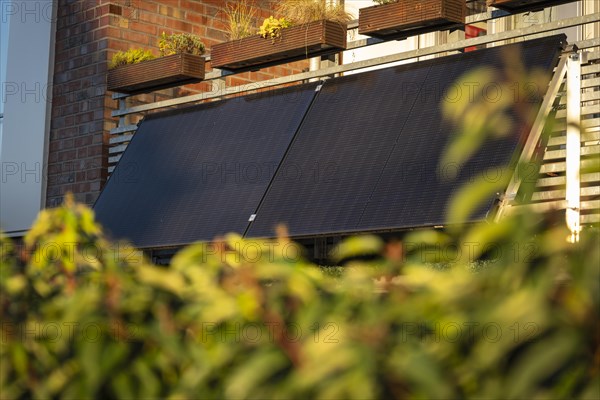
343,0,420,74
0,1,57,235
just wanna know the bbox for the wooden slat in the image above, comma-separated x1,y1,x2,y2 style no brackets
543,145,600,160
581,214,600,224
108,155,121,164
109,144,128,154
540,159,599,174
532,186,600,201
586,51,600,62
547,129,600,146
555,105,600,119
558,90,600,105
109,134,134,145
581,77,600,89
537,172,600,187
574,38,600,51
109,125,138,135
551,118,600,132
581,63,600,75
581,200,600,211
506,200,567,215
507,201,598,214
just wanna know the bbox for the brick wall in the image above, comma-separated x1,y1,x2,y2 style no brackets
47,0,309,207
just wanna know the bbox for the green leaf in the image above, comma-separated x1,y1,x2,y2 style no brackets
446,167,510,229
225,350,288,399
330,235,384,264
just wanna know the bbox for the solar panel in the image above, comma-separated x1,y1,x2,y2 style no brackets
94,83,319,248
247,34,565,238
246,62,433,237
358,35,565,231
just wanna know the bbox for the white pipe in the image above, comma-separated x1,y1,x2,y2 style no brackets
565,52,581,242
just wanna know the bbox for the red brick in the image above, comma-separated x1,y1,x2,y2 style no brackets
190,25,207,37
58,150,77,162
129,21,158,35
121,30,151,45
136,1,159,14
96,4,111,17
74,136,93,147
164,18,193,33
138,12,165,26
180,0,205,14
187,13,208,26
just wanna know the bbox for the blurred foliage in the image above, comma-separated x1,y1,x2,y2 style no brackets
2,47,600,400
1,198,598,399
441,45,550,171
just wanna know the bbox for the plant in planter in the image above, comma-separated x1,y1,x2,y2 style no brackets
259,16,293,42
276,0,351,25
107,33,206,94
158,32,206,56
223,0,258,40
109,49,155,69
358,0,466,40
487,0,576,13
211,0,350,72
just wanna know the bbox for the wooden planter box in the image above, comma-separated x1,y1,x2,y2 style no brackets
211,20,347,71
358,0,465,39
488,0,576,13
107,53,205,94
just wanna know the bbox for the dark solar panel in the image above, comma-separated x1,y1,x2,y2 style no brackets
358,35,565,231
246,63,433,237
247,34,565,238
94,83,319,248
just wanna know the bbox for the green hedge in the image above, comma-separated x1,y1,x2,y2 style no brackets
1,195,598,399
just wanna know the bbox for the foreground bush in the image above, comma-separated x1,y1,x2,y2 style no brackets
3,54,599,399
1,194,598,399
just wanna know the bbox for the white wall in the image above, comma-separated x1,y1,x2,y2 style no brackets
1,5,10,149
343,1,421,74
0,0,57,236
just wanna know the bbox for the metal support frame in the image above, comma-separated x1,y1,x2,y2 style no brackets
565,51,581,242
496,45,586,242
495,51,570,221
